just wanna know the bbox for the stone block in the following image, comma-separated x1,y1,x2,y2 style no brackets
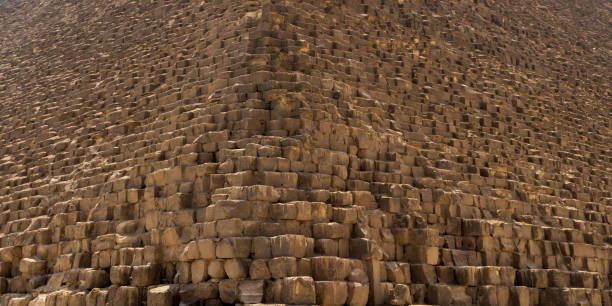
131,264,160,287
405,245,439,265
175,261,191,284
313,222,350,239
517,269,548,288
196,239,216,260
477,285,497,305
19,258,46,275
219,279,239,304
224,259,248,280
249,259,271,280
208,260,226,279
81,269,109,289
385,262,405,283
216,237,251,258
110,265,131,285
270,234,308,258
428,284,452,305
268,256,297,279
411,264,437,284
540,287,575,306
312,256,351,281
178,241,199,261
510,286,530,306
386,283,412,305
281,276,316,304
147,285,178,306
347,282,369,306
238,280,264,304
110,286,139,305
478,266,501,285
194,282,218,300
191,260,208,283
315,281,348,305
247,185,281,202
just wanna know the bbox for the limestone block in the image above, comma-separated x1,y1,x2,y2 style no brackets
280,276,316,304
497,286,510,306
463,219,491,236
333,207,358,224
387,283,412,305
517,269,548,288
111,286,139,306
224,259,248,280
147,285,178,306
0,262,11,277
428,284,452,305
405,245,439,265
313,222,350,239
347,282,369,306
238,280,264,304
219,279,239,304
477,285,497,305
385,262,405,283
85,288,108,306
270,234,309,258
252,237,271,258
411,264,437,284
178,241,199,261
110,265,131,285
191,260,208,283
196,239,216,260
548,269,571,287
540,287,576,306
331,192,353,206
478,266,501,285
352,191,376,208
216,237,251,258
131,264,160,287
437,266,456,284
19,258,46,275
8,297,30,306
208,260,226,279
194,282,218,300
315,281,348,305
249,259,271,280
175,261,191,284
311,256,351,281
81,269,109,289
268,256,297,279
247,185,280,202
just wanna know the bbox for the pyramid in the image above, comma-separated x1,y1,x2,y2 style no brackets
0,0,610,305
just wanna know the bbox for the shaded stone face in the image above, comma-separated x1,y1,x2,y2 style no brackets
0,0,610,305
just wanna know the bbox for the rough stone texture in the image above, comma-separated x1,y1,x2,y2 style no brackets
0,0,610,305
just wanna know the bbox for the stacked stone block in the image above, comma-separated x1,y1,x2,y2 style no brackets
0,0,610,305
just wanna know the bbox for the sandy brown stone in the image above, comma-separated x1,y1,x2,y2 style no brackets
0,0,609,304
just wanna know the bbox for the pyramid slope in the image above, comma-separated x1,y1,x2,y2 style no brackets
0,0,611,305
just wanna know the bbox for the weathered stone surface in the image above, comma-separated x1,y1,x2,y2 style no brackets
131,265,160,287
110,265,131,285
147,285,177,306
0,0,609,304
281,276,316,304
315,281,348,305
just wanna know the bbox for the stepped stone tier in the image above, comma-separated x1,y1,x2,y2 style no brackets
0,0,610,305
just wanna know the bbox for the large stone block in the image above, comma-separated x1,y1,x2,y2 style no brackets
315,281,348,305
131,264,160,287
281,276,316,304
270,234,309,258
19,258,46,275
147,285,178,306
312,256,351,281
